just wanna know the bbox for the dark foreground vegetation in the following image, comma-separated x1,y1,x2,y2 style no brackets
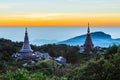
0,38,120,80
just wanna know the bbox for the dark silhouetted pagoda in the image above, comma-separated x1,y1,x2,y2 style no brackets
84,23,94,53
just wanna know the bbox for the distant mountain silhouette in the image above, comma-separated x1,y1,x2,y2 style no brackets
58,31,120,47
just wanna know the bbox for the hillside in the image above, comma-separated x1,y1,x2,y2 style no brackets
1,38,120,79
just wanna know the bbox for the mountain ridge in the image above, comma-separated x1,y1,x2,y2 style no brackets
58,31,120,47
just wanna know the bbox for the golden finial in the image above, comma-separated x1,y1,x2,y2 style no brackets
87,22,90,34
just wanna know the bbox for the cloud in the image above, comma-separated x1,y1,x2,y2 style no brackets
0,4,13,9
0,2,25,9
0,0,120,14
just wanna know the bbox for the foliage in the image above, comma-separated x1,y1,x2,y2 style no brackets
104,44,118,59
0,68,67,80
1,38,120,80
37,44,80,63
65,45,120,80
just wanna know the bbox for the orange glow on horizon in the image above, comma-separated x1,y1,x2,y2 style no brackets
0,13,120,26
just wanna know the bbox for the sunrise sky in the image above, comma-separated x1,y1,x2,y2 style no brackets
0,0,120,26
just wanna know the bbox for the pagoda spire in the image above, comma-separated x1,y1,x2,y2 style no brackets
25,27,27,34
84,23,94,53
87,22,90,34
20,27,33,53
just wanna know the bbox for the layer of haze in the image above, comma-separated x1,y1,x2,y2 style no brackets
0,26,120,43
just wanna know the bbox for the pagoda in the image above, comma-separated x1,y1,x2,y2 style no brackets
12,27,52,60
84,23,94,53
19,27,33,59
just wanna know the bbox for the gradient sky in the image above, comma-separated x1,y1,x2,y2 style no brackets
0,0,120,26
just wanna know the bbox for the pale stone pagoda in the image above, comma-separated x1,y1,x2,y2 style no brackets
12,27,52,60
19,27,33,59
